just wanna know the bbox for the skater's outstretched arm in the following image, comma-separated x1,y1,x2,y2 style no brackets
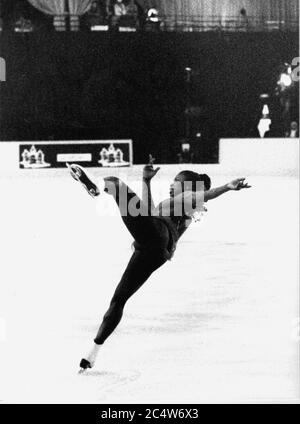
179,178,250,216
142,154,160,216
204,178,251,202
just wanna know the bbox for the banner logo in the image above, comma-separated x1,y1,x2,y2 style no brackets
99,143,130,167
20,145,51,169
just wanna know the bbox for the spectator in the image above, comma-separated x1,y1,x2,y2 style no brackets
111,0,127,26
86,0,108,27
177,143,194,164
114,0,126,17
238,8,249,30
112,0,138,27
126,0,138,20
257,105,272,138
285,121,298,138
120,0,138,28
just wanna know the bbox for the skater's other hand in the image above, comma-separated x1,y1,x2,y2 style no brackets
143,154,160,181
227,178,251,191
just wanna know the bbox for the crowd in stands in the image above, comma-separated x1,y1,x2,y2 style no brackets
0,1,297,33
84,0,150,30
0,0,160,33
86,0,137,28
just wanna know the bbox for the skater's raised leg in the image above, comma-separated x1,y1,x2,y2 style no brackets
67,163,105,197
103,176,167,246
67,165,159,244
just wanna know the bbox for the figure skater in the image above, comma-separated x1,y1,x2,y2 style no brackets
67,156,250,371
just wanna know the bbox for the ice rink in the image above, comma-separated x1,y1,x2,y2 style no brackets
0,165,299,403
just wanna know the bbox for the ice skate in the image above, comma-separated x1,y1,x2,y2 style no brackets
67,163,101,198
78,358,93,374
78,343,101,373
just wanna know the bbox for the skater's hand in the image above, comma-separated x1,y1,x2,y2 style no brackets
227,178,251,191
143,154,160,181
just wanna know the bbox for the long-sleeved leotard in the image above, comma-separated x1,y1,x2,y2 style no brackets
94,173,238,345
94,176,174,344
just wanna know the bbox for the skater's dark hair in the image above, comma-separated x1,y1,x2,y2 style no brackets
175,170,211,191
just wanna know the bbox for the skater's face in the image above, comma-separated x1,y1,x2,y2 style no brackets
170,174,209,197
169,179,180,197
170,175,197,197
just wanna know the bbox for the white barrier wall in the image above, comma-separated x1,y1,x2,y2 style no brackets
219,138,299,177
0,142,20,174
0,138,298,177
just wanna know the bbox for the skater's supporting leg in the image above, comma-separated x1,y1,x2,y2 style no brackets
79,176,170,370
80,250,167,370
94,250,167,345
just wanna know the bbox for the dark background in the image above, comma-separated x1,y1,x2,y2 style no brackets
0,25,298,162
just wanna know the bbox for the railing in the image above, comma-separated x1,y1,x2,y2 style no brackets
158,15,299,32
4,13,298,33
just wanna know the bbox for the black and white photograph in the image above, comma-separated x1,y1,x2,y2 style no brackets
0,0,299,406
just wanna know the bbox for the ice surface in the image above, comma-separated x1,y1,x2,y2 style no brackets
0,166,299,403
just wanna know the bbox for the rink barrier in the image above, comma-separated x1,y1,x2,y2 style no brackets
0,140,133,174
0,138,298,177
219,138,299,177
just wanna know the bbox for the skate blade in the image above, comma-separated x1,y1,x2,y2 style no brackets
67,163,99,197
66,163,80,181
